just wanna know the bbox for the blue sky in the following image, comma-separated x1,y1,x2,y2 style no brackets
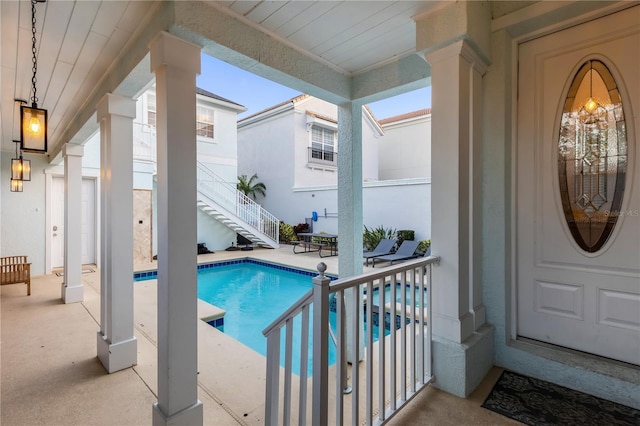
196,54,431,120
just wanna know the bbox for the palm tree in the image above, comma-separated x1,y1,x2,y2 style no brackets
237,173,266,200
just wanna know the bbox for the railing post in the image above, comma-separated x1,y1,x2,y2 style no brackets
312,263,331,426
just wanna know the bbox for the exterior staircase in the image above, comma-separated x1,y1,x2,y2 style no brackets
132,123,279,248
197,162,279,248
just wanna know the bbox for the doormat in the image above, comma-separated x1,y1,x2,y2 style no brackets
481,370,640,426
55,269,95,277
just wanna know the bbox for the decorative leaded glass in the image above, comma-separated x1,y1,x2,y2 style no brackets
558,59,627,253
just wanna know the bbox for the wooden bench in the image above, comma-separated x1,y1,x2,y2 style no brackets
1,256,31,295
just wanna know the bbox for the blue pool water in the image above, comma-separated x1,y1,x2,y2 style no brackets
135,259,418,376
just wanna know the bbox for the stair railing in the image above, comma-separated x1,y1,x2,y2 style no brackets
196,162,279,245
263,255,439,425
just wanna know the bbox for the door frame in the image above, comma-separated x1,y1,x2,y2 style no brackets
45,168,100,274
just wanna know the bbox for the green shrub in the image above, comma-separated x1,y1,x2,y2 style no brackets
363,225,397,251
418,239,431,254
279,222,296,243
397,230,415,247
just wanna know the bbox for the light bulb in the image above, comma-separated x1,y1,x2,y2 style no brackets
584,98,598,113
29,116,41,134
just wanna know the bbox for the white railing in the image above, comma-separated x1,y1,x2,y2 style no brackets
263,255,438,425
196,162,279,245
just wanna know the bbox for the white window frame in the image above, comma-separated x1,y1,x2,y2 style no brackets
310,125,336,163
196,106,215,140
146,93,156,127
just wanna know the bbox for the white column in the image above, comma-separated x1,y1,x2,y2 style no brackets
96,93,137,373
61,143,84,303
337,102,365,362
149,31,203,426
425,39,487,342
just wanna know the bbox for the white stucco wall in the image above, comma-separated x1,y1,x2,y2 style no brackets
379,114,431,180
238,108,296,210
362,114,380,182
268,180,431,241
1,153,48,275
197,101,240,184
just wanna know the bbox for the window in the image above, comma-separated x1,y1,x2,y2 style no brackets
147,93,156,127
197,106,215,139
144,94,215,139
311,125,335,163
557,59,627,253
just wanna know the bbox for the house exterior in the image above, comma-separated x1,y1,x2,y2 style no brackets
1,1,638,424
238,96,432,240
134,87,251,256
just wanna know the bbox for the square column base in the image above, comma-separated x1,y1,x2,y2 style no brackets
97,333,138,373
432,324,494,397
152,401,203,426
61,283,84,304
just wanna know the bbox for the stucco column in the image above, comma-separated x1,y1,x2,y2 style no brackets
425,39,487,342
61,143,84,303
421,36,493,397
96,93,137,373
149,31,203,426
337,102,365,362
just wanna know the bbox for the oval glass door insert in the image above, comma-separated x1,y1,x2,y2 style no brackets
558,59,627,253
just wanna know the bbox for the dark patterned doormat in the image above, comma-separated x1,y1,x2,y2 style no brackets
481,370,640,426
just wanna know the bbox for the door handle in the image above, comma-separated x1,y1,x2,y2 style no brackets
53,225,58,231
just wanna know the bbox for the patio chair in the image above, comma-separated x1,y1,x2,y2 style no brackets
371,240,420,267
363,238,397,266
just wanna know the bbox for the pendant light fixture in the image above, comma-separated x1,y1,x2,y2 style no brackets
11,140,31,181
20,0,47,153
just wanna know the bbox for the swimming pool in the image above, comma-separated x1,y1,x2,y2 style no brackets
134,259,419,376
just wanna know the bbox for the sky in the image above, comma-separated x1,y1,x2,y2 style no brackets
196,54,431,121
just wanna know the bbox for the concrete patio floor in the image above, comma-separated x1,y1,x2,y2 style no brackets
1,245,519,425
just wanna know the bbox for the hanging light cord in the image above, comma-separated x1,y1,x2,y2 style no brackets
30,0,39,107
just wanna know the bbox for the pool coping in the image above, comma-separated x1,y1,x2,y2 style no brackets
133,257,339,281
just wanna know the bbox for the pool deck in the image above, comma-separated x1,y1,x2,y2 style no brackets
1,245,518,425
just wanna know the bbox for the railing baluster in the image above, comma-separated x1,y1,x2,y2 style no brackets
400,270,407,402
390,272,397,411
410,269,416,393
299,306,309,426
335,290,344,426
265,331,281,424
366,280,374,425
283,318,294,425
351,285,360,426
418,266,425,384
426,263,433,379
378,277,386,422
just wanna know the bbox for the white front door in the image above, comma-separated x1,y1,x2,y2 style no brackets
52,176,96,267
516,6,640,365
